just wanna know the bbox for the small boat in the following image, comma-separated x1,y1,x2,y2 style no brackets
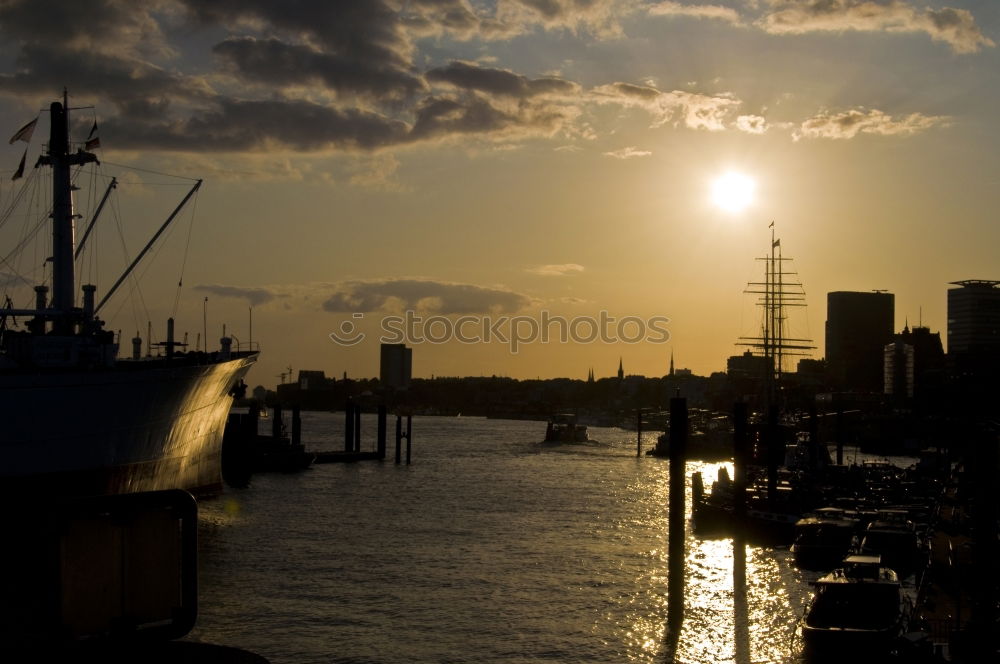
857,509,922,579
791,507,860,570
544,413,588,443
801,554,911,660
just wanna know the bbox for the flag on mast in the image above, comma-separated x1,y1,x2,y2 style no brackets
11,148,26,181
9,117,37,144
85,120,100,150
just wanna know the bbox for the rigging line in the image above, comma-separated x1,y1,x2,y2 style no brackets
99,160,201,183
0,167,40,233
171,186,200,318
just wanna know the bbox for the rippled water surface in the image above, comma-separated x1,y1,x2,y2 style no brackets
190,414,818,663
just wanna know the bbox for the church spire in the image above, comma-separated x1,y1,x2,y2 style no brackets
617,357,624,380
669,350,675,376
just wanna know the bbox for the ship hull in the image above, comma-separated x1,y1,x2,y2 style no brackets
0,353,256,496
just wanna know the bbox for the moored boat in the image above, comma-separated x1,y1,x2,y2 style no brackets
801,554,911,660
0,92,257,497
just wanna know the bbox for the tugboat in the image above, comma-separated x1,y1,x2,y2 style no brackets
0,92,258,496
801,554,911,660
544,413,588,443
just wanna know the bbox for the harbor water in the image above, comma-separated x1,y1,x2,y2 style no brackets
191,413,825,663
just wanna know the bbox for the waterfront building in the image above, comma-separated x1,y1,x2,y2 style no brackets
826,291,894,392
380,343,413,390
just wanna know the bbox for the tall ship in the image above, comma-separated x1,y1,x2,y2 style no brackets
0,93,258,496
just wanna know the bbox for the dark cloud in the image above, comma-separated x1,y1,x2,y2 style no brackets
178,0,411,67
212,37,425,100
195,284,277,306
409,93,572,142
322,279,532,314
0,44,211,113
426,61,578,99
0,0,170,57
102,97,410,152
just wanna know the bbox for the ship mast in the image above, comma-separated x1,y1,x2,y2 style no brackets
38,90,97,333
738,226,815,404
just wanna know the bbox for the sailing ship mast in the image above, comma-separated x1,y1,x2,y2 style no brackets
737,225,815,403
38,90,98,333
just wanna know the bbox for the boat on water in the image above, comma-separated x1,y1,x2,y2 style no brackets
857,509,923,579
791,507,860,571
544,413,588,443
0,93,257,496
800,554,912,660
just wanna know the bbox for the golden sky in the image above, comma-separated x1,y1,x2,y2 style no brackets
1,1,998,384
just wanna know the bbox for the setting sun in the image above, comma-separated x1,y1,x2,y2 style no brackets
711,172,756,213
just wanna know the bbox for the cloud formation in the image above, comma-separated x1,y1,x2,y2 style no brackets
426,61,579,99
648,1,742,24
593,82,741,131
603,146,652,159
793,107,948,140
757,1,995,54
527,264,586,276
322,279,532,314
195,283,278,306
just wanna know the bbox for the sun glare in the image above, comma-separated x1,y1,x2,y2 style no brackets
711,172,755,213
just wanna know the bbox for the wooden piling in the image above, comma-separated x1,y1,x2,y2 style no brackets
636,408,643,457
835,404,844,466
766,404,779,502
395,415,402,464
291,404,301,447
345,401,354,453
377,405,387,460
405,415,412,465
668,396,687,631
353,404,362,453
733,402,748,523
272,404,282,440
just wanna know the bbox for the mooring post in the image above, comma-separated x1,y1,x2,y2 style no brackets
733,402,748,525
272,404,282,440
766,404,780,502
808,403,819,469
636,408,643,457
668,396,687,631
345,401,354,453
835,404,844,466
354,404,362,453
291,404,301,447
395,415,402,464
377,404,387,460
405,414,412,465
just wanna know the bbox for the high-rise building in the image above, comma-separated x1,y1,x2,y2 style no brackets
884,325,945,404
947,280,1000,354
826,291,894,392
379,343,412,390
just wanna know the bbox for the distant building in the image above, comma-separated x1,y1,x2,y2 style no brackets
380,343,412,390
617,357,624,380
884,325,945,406
947,280,1000,354
884,341,915,400
826,291,894,392
727,351,772,379
947,280,1000,407
298,370,326,390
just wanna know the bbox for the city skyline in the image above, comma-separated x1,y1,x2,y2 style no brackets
0,1,997,381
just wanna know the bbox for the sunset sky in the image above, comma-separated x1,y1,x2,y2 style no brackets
1,1,998,385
